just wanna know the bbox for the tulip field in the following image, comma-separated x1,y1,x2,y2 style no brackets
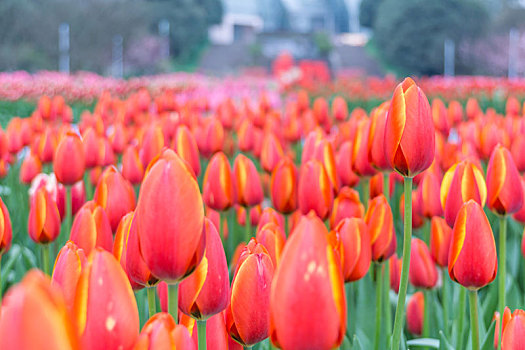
1,71,525,350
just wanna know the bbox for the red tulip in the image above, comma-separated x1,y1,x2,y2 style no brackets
384,78,435,177
93,166,136,232
203,152,235,211
501,308,525,349
406,292,424,336
335,217,371,282
260,133,284,173
448,200,497,289
352,118,377,177
256,222,285,268
20,151,42,184
332,96,348,121
233,154,263,208
365,194,396,262
57,181,85,219
417,172,443,218
270,157,297,214
367,101,390,171
173,125,201,177
336,141,359,187
54,131,85,185
270,212,346,349
314,139,340,192
409,238,438,289
140,125,165,168
0,197,12,256
487,145,523,215
330,187,364,228
70,201,113,256
0,270,80,350
226,239,274,347
298,159,333,220
135,149,205,283
179,218,229,320
122,145,144,185
28,187,61,244
83,128,103,168
429,216,453,268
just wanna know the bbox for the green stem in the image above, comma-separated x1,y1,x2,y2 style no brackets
457,287,466,350
384,260,392,348
469,290,480,350
245,207,251,242
219,211,224,240
423,290,430,340
442,269,449,338
198,320,207,350
423,219,430,246
168,283,179,324
362,177,370,210
374,263,383,350
284,214,290,238
42,244,51,276
346,282,356,339
84,172,93,201
65,185,72,239
391,177,413,350
383,171,390,203
147,287,156,318
498,216,507,350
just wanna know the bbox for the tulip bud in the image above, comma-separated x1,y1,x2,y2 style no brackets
352,118,377,177
409,238,438,289
28,187,61,244
441,160,487,227
417,172,443,218
384,78,435,177
203,152,235,211
406,292,424,336
298,159,333,220
35,127,57,164
260,133,284,173
179,218,229,320
487,145,524,216
448,200,497,290
74,249,139,349
501,308,525,349
203,117,224,158
70,201,113,256
57,181,85,219
83,128,103,168
133,313,178,350
332,96,348,121
173,125,201,177
233,154,263,208
335,217,371,282
93,166,136,232
365,194,396,262
122,145,144,185
330,187,364,228
270,213,346,349
256,207,284,232
336,141,359,187
140,125,165,168
226,239,274,347
0,197,12,256
270,157,297,214
0,270,80,350
513,177,525,224
256,222,285,268
52,241,87,313
54,131,85,185
20,151,42,184
429,217,452,268
367,101,390,171
135,149,205,283
314,139,340,192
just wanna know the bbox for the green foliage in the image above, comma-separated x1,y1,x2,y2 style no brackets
313,31,333,57
359,0,383,28
373,0,489,75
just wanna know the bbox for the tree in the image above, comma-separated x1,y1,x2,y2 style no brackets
359,0,383,29
373,0,488,75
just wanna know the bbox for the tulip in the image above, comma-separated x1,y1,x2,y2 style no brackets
336,141,359,187
256,207,284,231
270,157,297,215
335,217,371,282
83,128,103,169
314,139,340,192
0,270,79,350
122,145,144,185
501,308,525,350
203,152,234,212
70,201,113,256
441,159,487,227
54,131,85,185
203,117,224,158
108,122,127,154
332,96,348,121
406,292,424,336
330,187,364,228
409,238,437,289
365,194,396,262
255,222,285,269
512,177,525,224
0,197,12,257
225,239,274,347
73,248,139,350
270,212,346,349
20,151,42,184
417,172,443,219
134,313,197,350
298,159,333,221
260,133,284,173
140,125,165,168
430,217,452,268
179,218,229,320
135,149,205,322
367,101,390,171
35,127,57,164
57,181,85,219
173,125,201,177
93,166,136,232
51,241,87,313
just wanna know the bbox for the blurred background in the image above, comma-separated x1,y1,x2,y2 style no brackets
1,0,524,77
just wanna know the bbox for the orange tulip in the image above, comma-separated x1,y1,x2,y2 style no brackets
314,139,341,192
406,292,424,336
409,238,438,289
441,160,487,227
330,187,364,228
487,145,523,215
352,118,377,177
336,141,359,187
256,222,285,268
0,197,12,256
233,154,263,208
173,125,201,177
384,77,435,177
501,308,525,349
203,152,235,211
122,145,144,185
35,127,57,164
431,98,450,136
20,151,42,184
270,157,297,214
135,149,205,283
429,217,452,268
54,131,85,185
108,122,127,154
0,270,80,350
134,313,196,350
203,117,224,158
140,125,165,168
448,200,497,289
270,212,346,349
225,239,274,347
52,241,87,313
335,217,371,282
93,166,136,232
365,194,396,262
298,159,333,220
417,172,443,218
73,248,139,350
367,101,390,171
83,128,103,168
70,201,113,256
260,133,284,173
28,187,61,244
179,218,229,320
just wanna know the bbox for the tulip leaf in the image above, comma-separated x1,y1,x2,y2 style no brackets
0,244,21,292
480,320,496,350
352,334,363,350
20,246,37,268
406,338,440,348
438,331,454,350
